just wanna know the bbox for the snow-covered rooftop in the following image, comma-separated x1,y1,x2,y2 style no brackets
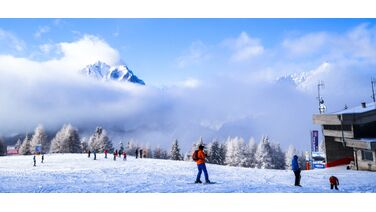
333,102,376,115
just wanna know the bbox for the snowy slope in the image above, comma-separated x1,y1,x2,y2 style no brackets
0,154,376,193
81,61,145,85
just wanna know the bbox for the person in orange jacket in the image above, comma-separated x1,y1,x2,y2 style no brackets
195,145,211,184
329,176,339,190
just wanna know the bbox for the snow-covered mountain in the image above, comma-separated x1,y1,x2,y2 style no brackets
276,62,330,89
81,61,145,85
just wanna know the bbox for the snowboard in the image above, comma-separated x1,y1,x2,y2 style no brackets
188,182,217,185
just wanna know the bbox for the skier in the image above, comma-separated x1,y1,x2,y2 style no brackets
88,150,91,158
104,149,108,159
292,155,302,187
41,154,44,163
119,149,123,159
140,149,143,159
93,149,97,160
114,150,117,161
194,145,211,184
33,155,36,167
329,176,339,190
123,151,127,161
135,148,139,159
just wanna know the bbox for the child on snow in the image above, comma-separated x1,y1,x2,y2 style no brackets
33,155,36,167
329,176,339,190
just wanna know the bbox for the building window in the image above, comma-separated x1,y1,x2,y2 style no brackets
361,150,374,161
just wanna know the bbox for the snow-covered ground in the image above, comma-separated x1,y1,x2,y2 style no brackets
1,153,375,193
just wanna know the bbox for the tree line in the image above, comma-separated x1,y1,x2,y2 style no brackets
3,124,306,170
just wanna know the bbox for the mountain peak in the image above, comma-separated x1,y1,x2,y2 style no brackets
81,61,145,85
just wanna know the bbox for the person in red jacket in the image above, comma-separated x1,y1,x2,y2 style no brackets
104,149,108,159
114,150,118,161
329,176,339,190
195,145,211,184
123,151,127,160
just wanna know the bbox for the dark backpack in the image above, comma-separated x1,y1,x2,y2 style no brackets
192,150,199,161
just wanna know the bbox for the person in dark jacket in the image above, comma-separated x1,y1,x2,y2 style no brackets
93,149,97,160
135,148,139,159
33,155,36,167
41,154,44,163
140,149,143,159
291,155,301,187
114,150,117,161
88,150,91,158
195,145,211,184
329,176,339,190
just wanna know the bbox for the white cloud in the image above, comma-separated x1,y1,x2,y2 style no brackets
282,32,328,56
224,32,264,62
177,41,210,68
0,28,25,52
34,26,50,38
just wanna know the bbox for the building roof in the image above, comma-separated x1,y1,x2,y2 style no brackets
313,102,376,125
333,102,376,115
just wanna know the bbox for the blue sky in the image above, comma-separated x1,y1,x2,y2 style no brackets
1,19,376,150
1,18,376,85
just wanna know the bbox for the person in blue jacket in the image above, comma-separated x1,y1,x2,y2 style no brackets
292,155,301,187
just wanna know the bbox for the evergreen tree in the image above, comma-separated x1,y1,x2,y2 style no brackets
30,125,49,154
319,140,326,153
153,146,162,159
19,134,31,155
298,151,307,170
15,138,22,150
89,127,113,152
254,136,274,169
126,139,139,156
160,149,169,159
271,143,285,169
207,140,225,165
285,145,298,170
243,137,257,168
0,137,6,156
225,137,246,167
170,139,182,160
50,124,82,153
80,138,89,153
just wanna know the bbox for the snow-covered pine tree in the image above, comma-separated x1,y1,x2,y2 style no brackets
15,138,22,150
170,139,182,160
30,125,49,154
126,139,139,156
285,145,298,170
207,140,225,165
242,137,257,168
319,140,326,153
270,142,285,169
89,127,113,153
225,137,246,167
50,124,82,153
153,146,162,159
254,136,274,169
0,137,6,156
19,134,31,155
160,149,169,159
80,138,89,153
298,151,307,170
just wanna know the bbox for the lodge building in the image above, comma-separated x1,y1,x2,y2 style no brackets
313,102,376,171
